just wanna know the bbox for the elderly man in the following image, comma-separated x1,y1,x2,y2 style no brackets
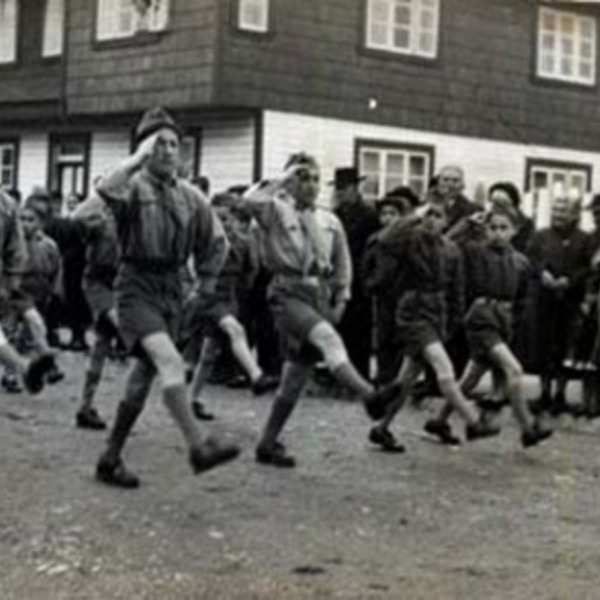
241,154,397,468
84,107,239,488
436,165,479,231
526,194,591,416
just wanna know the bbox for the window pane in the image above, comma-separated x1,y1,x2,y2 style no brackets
542,11,556,32
542,33,555,51
361,151,381,175
43,0,64,57
581,18,594,39
561,57,573,76
561,37,574,56
0,0,17,63
408,177,425,197
560,15,574,35
532,171,548,190
393,27,410,49
540,54,555,74
362,176,379,200
394,5,411,26
370,0,390,23
370,23,388,46
419,32,434,54
409,155,426,176
579,61,593,80
385,176,405,192
581,40,593,59
387,153,405,176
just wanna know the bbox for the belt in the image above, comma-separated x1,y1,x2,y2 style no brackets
272,273,321,287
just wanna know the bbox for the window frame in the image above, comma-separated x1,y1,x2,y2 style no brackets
536,6,597,87
42,0,65,59
93,0,170,47
354,138,435,201
364,0,440,60
0,137,19,191
47,133,91,198
524,157,592,228
0,0,19,66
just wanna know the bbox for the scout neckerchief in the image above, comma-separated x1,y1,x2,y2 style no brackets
298,206,330,276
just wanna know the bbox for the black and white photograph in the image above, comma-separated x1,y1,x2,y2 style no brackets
1,0,600,598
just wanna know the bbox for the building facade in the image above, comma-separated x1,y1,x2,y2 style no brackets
1,0,599,226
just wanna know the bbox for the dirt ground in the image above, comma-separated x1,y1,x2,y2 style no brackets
1,352,600,600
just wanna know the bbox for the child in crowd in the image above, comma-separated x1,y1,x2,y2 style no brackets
72,194,122,430
427,206,553,448
186,192,278,420
368,202,499,452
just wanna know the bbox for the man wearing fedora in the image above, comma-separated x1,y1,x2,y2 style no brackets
332,167,380,380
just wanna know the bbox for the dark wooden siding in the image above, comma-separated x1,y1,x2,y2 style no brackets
215,0,600,152
65,0,219,115
0,0,62,118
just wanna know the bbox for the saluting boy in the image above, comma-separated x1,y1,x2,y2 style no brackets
84,107,239,488
240,153,399,468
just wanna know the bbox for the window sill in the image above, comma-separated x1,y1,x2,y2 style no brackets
359,44,440,67
93,29,167,51
531,72,598,92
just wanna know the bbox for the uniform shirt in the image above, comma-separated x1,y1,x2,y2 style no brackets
21,231,61,304
463,241,530,304
95,167,228,279
243,181,352,302
0,190,26,289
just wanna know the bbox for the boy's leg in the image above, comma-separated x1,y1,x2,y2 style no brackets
22,308,51,355
307,321,372,399
433,360,488,425
488,343,532,431
256,360,311,467
189,336,218,420
220,315,262,383
77,332,111,429
489,343,553,447
141,332,239,474
377,358,422,430
96,357,156,487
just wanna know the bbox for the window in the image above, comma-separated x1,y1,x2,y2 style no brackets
43,0,64,57
0,0,17,64
180,131,201,179
537,7,596,85
238,0,269,33
357,141,433,200
366,0,439,58
525,158,591,228
0,139,18,189
96,0,169,42
48,134,90,198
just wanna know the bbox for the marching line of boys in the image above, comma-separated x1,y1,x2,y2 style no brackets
2,106,600,490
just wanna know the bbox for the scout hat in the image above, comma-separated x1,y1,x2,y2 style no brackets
135,106,182,145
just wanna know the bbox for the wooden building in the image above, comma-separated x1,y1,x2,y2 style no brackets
1,0,600,225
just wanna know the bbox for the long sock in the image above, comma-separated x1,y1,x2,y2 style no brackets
103,400,143,463
163,384,204,450
81,371,102,411
258,395,298,449
506,376,534,431
189,337,218,402
258,361,309,448
332,362,374,399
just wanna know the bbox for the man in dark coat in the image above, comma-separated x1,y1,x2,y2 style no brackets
333,167,380,379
